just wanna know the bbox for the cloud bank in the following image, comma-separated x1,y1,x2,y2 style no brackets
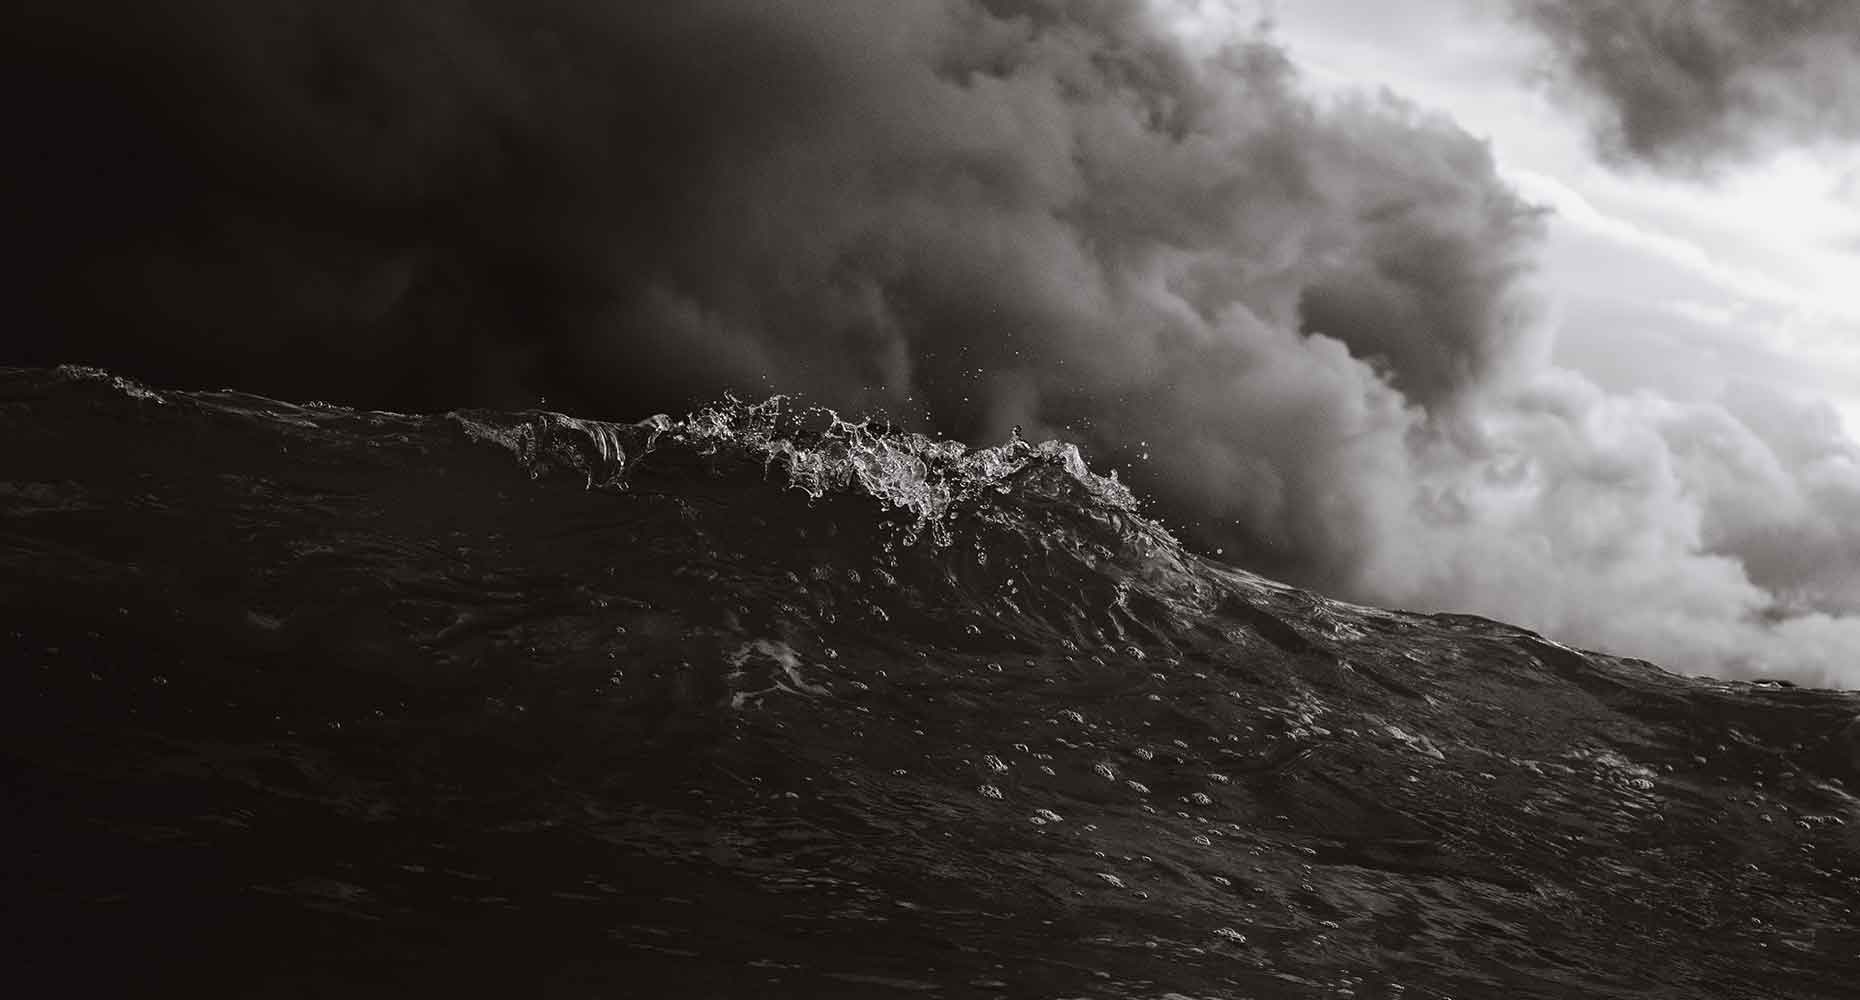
1513,0,1860,171
6,0,1858,686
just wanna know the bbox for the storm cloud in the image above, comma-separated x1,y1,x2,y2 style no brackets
6,0,1858,685
1512,0,1860,170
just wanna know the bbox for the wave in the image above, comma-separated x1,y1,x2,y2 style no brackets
7,364,1860,998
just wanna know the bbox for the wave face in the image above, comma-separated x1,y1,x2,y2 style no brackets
4,365,1860,998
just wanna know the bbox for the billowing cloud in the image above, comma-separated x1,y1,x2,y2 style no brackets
1512,0,1860,170
5,0,1858,685
1352,373,1860,686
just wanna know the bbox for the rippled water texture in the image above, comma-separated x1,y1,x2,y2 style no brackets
4,366,1858,997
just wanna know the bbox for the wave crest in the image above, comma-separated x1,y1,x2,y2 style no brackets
464,395,1143,547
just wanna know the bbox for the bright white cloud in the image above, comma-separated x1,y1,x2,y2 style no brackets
1162,0,1860,685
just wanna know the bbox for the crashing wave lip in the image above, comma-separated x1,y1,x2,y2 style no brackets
451,409,669,490
684,395,1146,544
0,364,171,406
452,392,1151,549
51,364,171,403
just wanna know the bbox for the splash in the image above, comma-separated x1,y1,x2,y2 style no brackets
460,394,1143,547
676,395,1142,546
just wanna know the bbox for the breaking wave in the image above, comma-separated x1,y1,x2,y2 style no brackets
7,365,1860,998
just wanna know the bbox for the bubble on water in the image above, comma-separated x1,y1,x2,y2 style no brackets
1214,927,1248,944
1125,780,1151,794
1040,766,1056,776
1060,710,1087,725
983,754,1009,773
1034,808,1064,824
1095,762,1118,782
1189,792,1213,806
1207,773,1230,785
978,784,1004,800
1211,875,1232,887
1133,747,1155,761
1096,873,1127,889
1193,834,1213,846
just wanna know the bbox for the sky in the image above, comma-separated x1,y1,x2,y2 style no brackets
1241,0,1860,440
4,0,1858,687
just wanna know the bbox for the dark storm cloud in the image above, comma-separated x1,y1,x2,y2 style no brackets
1513,0,1860,170
5,0,1536,408
3,0,1540,544
7,0,1859,683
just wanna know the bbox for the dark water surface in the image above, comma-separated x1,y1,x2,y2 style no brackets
4,366,1858,997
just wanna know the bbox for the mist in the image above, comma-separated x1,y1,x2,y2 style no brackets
7,0,1858,686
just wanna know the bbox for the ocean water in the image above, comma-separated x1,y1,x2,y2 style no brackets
4,365,1858,998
